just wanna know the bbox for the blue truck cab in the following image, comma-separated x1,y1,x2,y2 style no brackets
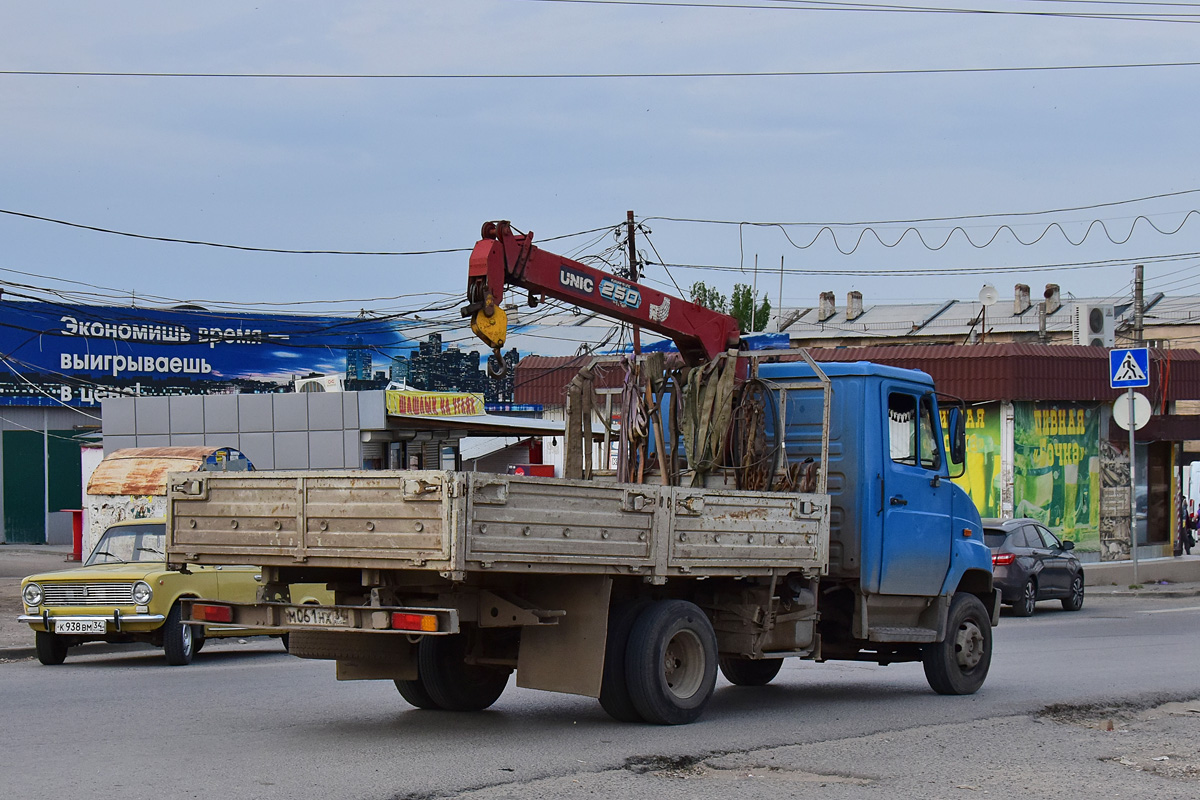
759,359,998,693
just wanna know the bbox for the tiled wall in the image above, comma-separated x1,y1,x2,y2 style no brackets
100,391,388,470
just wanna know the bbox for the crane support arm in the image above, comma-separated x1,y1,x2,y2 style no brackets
463,221,741,367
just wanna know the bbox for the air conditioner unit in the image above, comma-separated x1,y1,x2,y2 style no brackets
294,375,344,393
1073,303,1115,347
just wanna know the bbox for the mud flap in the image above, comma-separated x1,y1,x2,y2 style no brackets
515,575,612,697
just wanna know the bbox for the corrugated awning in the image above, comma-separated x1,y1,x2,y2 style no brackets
87,447,247,496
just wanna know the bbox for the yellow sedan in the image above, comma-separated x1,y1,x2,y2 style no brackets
19,518,329,666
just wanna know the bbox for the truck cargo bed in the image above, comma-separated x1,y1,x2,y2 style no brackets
167,470,828,580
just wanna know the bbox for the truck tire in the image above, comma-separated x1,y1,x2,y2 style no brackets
599,600,650,722
718,655,783,686
922,593,991,695
418,632,511,712
163,602,195,666
625,600,718,725
394,677,442,710
35,630,68,665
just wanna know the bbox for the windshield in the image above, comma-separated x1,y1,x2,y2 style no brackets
85,523,167,566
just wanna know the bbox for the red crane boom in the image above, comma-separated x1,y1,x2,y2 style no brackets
462,221,741,374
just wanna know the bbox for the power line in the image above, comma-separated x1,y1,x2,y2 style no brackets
5,60,1200,81
647,249,1200,276
0,207,616,259
649,189,1200,226
510,0,1200,22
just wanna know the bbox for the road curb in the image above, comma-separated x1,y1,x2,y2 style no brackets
1103,589,1200,599
0,641,153,662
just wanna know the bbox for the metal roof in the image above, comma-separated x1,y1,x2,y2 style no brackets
800,344,1200,402
516,344,1200,405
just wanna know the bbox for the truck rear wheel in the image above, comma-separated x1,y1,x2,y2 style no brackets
599,600,649,722
923,593,991,695
394,677,442,709
417,632,511,711
625,600,718,725
718,655,783,686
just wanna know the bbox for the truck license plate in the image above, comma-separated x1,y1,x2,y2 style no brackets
285,607,350,627
54,619,106,634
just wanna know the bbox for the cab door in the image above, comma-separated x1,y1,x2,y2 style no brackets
878,387,953,595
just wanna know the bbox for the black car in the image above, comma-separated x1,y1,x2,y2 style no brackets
982,517,1085,616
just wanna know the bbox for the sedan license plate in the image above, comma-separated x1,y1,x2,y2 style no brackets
54,619,106,635
285,606,350,627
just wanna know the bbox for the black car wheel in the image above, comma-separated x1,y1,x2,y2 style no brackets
163,602,195,666
1061,575,1085,611
35,630,68,665
1012,579,1037,617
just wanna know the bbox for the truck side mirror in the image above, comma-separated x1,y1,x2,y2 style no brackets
947,407,966,465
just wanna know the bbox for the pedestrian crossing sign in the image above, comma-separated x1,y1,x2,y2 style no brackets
1110,348,1150,388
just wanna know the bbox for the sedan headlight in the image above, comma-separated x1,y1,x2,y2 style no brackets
23,583,43,606
132,581,153,605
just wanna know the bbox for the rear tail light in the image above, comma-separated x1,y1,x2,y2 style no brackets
992,553,1016,566
191,603,234,623
391,612,438,632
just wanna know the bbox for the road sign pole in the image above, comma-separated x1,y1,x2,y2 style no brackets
1128,387,1138,584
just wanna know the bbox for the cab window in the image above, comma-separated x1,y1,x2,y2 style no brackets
888,393,941,470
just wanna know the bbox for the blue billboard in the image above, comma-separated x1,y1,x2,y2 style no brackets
0,301,418,407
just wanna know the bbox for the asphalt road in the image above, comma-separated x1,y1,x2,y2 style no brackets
2,593,1199,800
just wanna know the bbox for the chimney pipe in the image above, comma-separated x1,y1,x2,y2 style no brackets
818,291,836,322
846,290,863,321
1043,284,1061,315
1014,284,1031,315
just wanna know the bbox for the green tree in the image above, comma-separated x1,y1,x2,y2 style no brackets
689,281,728,314
731,284,771,332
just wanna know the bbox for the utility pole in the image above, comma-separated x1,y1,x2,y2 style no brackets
627,210,641,355
777,256,785,333
1134,264,1144,343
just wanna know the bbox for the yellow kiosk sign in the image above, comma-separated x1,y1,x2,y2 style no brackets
386,390,485,417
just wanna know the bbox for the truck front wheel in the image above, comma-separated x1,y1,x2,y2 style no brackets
625,600,718,725
417,632,511,711
923,593,991,695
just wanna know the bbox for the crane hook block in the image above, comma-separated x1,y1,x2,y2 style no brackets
470,302,508,350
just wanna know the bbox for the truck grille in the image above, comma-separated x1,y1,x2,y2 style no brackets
41,583,135,606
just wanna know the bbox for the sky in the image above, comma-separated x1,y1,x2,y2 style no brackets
2,1,1200,359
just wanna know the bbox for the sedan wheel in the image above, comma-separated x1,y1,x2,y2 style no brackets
1061,575,1085,611
1012,579,1037,617
35,630,68,665
163,602,195,666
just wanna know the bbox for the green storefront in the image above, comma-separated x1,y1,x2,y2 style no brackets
951,401,1101,551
